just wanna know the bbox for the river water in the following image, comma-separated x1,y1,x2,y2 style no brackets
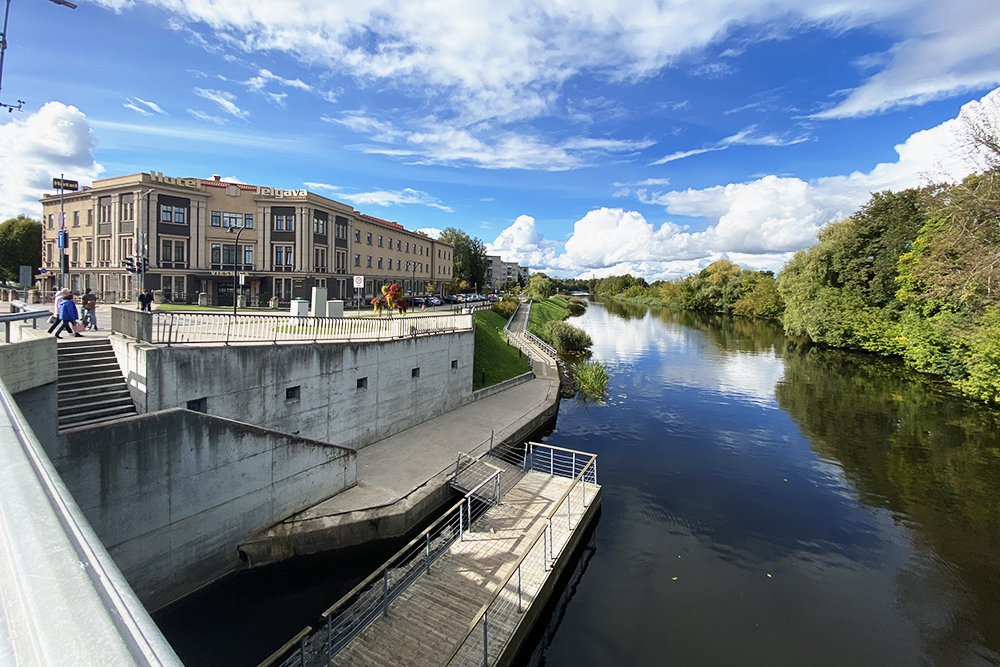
157,299,1000,666
530,299,1000,667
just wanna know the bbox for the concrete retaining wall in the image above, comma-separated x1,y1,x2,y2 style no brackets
0,331,58,451
54,409,356,610
110,331,475,451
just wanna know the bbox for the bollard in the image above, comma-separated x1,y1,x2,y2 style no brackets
481,369,486,385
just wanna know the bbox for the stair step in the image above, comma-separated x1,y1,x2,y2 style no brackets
58,405,137,429
59,375,128,390
58,349,117,362
58,382,129,401
58,362,123,378
58,393,133,412
58,368,126,383
59,411,138,431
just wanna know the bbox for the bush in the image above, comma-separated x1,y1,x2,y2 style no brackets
545,320,592,352
567,296,588,315
491,297,519,319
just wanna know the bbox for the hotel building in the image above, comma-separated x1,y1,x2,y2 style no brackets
39,171,453,306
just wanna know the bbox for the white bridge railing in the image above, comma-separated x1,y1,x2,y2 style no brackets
122,311,474,345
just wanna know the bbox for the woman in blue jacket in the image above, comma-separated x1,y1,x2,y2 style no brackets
53,293,83,339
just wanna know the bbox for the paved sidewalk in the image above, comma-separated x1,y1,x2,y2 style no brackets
300,375,559,520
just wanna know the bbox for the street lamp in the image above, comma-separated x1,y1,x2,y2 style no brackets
228,225,245,316
138,189,154,292
406,261,416,296
0,0,76,112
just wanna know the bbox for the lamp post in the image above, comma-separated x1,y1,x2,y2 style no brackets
138,189,153,292
406,261,416,297
0,0,76,112
228,225,245,316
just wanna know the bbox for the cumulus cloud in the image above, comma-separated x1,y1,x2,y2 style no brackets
0,102,103,219
489,87,999,279
416,227,443,239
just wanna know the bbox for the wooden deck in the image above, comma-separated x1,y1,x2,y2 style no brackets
329,470,600,667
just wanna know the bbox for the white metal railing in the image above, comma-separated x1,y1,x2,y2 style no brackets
444,443,598,667
523,329,558,358
146,312,474,345
3,301,53,342
259,468,503,667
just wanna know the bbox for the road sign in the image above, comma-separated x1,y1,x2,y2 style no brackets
52,178,79,191
18,266,31,287
353,275,364,288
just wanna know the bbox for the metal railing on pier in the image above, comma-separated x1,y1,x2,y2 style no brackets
132,311,474,345
258,467,503,667
444,443,598,667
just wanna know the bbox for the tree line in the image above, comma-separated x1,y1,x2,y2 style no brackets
590,168,1000,403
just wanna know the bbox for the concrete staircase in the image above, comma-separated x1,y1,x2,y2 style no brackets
57,339,137,430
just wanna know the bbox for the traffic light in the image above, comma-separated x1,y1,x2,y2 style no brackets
122,255,136,273
136,257,147,273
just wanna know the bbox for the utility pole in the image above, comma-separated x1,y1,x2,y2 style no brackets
0,0,77,112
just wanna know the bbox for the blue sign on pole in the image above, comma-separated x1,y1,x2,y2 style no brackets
57,230,67,249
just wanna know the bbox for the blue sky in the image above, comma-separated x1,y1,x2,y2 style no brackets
2,0,999,279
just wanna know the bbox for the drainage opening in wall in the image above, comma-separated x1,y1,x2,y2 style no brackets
186,398,207,413
357,377,368,390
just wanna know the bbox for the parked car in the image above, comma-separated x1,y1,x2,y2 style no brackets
425,296,443,307
442,295,460,304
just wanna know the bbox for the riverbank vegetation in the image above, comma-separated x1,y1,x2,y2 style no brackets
590,262,783,319
473,309,531,389
573,359,609,399
527,295,592,353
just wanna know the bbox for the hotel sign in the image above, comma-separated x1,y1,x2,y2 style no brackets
52,177,79,191
256,186,307,199
150,171,203,190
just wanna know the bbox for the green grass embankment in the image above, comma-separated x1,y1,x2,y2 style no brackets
473,310,531,390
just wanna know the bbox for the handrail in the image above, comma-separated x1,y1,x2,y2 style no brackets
254,626,312,667
0,377,183,666
442,445,597,666
523,329,558,358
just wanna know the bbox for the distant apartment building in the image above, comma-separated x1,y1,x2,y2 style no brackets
39,171,453,305
485,254,527,290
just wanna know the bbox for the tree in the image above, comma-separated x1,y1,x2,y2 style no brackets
959,93,1000,170
527,273,555,300
439,227,488,290
0,215,42,283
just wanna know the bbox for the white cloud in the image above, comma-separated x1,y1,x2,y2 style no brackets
0,102,103,219
193,88,249,120
416,227,443,239
187,108,228,125
85,0,1000,168
651,125,809,165
243,68,312,94
124,97,167,116
486,215,560,267
486,87,999,279
334,112,652,170
303,182,453,212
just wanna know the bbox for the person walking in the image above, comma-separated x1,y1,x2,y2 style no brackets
138,289,153,312
53,293,83,339
81,288,98,331
47,288,71,334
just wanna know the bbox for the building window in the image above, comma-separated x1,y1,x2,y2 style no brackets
406,242,410,253
354,229,360,243
85,241,92,264
367,233,372,245
377,257,383,269
244,246,254,266
211,243,221,264
313,215,326,235
273,214,294,231
160,204,172,222
223,212,241,228
396,240,401,250
71,242,78,263
388,237,392,248
354,254,361,266
366,256,372,268
162,239,172,262
274,245,293,268
378,235,383,247
87,209,93,226
174,207,186,224
72,211,80,227
244,213,254,229
211,211,221,227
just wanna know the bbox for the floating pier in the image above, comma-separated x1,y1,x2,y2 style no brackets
259,442,601,667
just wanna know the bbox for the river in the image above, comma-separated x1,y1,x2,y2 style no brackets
157,299,1000,666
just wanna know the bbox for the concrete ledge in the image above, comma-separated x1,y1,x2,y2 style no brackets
0,331,57,394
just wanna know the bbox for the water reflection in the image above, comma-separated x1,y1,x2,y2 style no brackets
531,299,1000,667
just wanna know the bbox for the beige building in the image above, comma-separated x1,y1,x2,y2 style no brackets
39,171,453,306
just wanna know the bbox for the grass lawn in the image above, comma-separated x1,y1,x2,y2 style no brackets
527,296,570,339
473,310,531,390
